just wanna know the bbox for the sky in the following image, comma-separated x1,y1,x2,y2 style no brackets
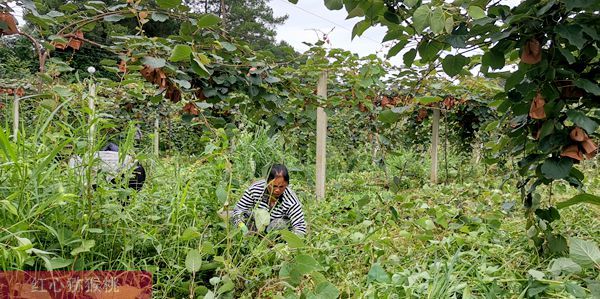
267,0,404,65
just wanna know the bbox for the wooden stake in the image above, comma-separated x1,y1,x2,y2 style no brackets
12,94,19,142
431,108,440,184
154,115,160,157
88,83,96,150
316,71,327,200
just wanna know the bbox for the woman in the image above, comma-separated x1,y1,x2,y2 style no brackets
231,164,306,236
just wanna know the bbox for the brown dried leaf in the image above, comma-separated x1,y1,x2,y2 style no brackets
581,139,598,154
569,127,587,142
0,13,19,35
529,92,546,119
521,38,542,64
560,144,583,161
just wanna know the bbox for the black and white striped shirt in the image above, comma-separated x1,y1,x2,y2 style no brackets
232,180,306,236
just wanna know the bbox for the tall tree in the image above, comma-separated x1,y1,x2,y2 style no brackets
185,0,288,50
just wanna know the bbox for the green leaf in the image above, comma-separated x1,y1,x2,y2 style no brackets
156,0,181,9
566,110,599,134
253,208,271,232
548,234,568,254
555,25,586,49
367,263,390,283
557,193,600,209
468,6,486,19
217,281,234,294
482,51,505,70
416,217,436,230
185,249,202,273
541,157,572,180
574,79,600,96
181,227,201,241
310,282,339,299
220,42,237,52
0,200,18,217
192,54,211,78
169,45,192,62
288,0,298,3
351,19,370,39
71,239,95,256
143,56,166,68
442,54,470,77
404,0,418,9
418,40,444,62
379,109,401,124
444,16,454,34
413,5,431,33
197,14,221,28
280,230,304,248
294,254,320,274
549,257,582,276
403,49,417,67
429,7,445,34
415,96,443,104
569,238,600,268
324,0,343,10
216,183,227,203
151,12,169,22
48,258,73,270
386,40,408,59
565,282,586,298
558,47,575,64
103,14,126,22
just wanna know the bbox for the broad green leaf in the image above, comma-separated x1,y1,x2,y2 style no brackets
540,157,572,180
566,110,598,134
217,281,234,294
415,96,443,104
403,48,417,66
468,6,486,19
280,230,304,248
220,41,237,52
555,25,585,49
204,290,215,299
157,0,181,9
169,45,192,62
404,0,418,8
294,254,320,274
379,109,401,124
574,79,600,96
143,56,166,68
367,263,390,283
549,258,581,276
216,183,227,203
288,0,298,3
418,40,444,62
48,258,73,270
565,282,586,298
444,16,454,34
311,281,339,299
416,217,436,230
324,0,343,10
351,19,370,39
71,239,95,256
185,249,202,273
558,47,575,64
442,54,470,77
548,234,568,254
181,227,201,241
151,12,169,22
429,7,445,34
192,54,211,78
197,14,220,28
413,5,430,33
565,0,595,11
253,208,271,232
557,193,600,209
482,51,504,70
569,238,600,268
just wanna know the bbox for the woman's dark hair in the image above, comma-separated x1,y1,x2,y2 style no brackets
267,164,289,183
